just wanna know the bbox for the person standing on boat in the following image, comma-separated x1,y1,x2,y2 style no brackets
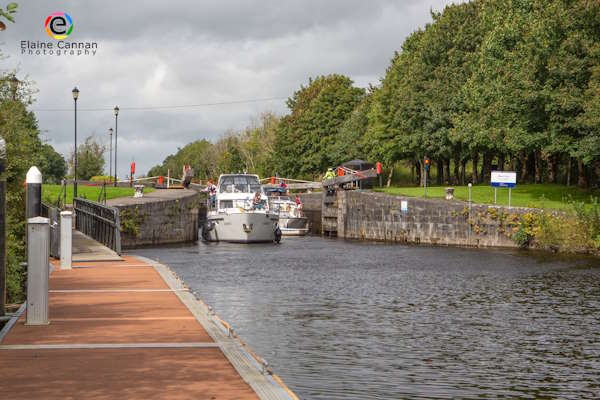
295,195,303,216
253,191,264,210
204,180,217,208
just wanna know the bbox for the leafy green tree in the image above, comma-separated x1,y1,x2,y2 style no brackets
38,143,66,183
0,75,41,303
274,74,365,177
69,136,105,180
0,2,17,31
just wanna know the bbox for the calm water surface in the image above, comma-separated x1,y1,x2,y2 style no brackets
132,237,600,399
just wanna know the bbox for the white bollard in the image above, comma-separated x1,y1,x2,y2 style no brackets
60,211,72,270
26,216,50,325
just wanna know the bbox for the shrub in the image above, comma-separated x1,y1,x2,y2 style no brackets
90,175,114,183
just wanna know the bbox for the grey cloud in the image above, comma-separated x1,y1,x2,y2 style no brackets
1,0,458,178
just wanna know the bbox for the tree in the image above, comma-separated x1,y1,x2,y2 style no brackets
274,74,365,177
0,2,17,31
38,143,66,183
0,74,40,304
69,136,105,180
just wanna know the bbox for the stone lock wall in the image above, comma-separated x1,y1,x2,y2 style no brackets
115,191,204,248
327,191,532,248
298,192,322,234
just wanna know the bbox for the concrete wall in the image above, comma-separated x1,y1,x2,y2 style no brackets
298,193,322,234
114,191,204,248
323,190,533,248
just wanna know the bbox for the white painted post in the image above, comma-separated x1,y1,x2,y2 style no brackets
494,187,497,205
60,211,72,270
26,166,42,219
26,216,50,325
468,183,472,211
509,187,512,209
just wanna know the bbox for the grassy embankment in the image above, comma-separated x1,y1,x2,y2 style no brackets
42,184,155,205
378,183,599,210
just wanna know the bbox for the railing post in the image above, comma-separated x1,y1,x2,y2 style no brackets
114,208,121,255
26,216,50,325
60,211,72,270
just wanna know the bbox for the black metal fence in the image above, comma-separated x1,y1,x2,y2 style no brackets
41,202,60,258
73,197,121,255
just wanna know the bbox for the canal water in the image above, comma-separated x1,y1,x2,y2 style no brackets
132,237,600,399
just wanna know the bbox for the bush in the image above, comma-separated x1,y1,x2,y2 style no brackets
514,198,600,254
90,175,114,183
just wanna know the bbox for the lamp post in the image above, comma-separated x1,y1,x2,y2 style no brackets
72,87,79,198
108,128,113,183
113,106,119,187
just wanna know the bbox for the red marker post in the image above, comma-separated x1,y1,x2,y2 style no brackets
130,161,135,187
376,161,382,188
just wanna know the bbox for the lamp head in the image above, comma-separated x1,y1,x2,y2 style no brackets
72,87,79,100
114,106,119,116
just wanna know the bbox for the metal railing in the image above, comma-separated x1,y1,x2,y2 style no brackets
73,197,121,255
41,202,60,258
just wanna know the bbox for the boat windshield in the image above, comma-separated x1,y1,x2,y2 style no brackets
219,175,261,193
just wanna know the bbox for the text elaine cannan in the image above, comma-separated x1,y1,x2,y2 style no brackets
21,40,97,56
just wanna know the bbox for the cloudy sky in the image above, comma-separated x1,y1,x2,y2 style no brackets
1,0,457,178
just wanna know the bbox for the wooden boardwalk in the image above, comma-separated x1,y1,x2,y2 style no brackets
0,253,295,399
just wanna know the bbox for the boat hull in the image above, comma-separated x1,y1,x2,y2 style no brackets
202,212,280,243
279,217,309,236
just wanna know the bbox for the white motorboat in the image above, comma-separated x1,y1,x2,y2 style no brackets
266,188,310,236
201,174,281,243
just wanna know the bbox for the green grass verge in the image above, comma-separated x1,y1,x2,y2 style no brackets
42,184,155,205
377,184,599,210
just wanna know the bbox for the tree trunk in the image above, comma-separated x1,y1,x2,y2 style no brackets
410,163,415,185
436,160,443,185
567,157,571,187
577,159,587,187
534,151,542,183
472,153,479,184
546,153,556,183
520,153,528,182
444,158,451,185
386,165,394,188
461,159,466,185
498,154,505,171
416,161,423,187
482,152,493,183
453,155,460,184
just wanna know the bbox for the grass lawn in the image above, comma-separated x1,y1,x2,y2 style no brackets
377,184,599,210
42,184,155,205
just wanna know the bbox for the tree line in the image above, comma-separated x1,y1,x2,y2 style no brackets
150,0,600,188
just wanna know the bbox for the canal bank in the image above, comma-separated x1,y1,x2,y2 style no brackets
301,190,532,248
108,189,206,249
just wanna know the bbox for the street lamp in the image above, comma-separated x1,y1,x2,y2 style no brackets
72,87,79,198
109,128,113,183
113,106,119,187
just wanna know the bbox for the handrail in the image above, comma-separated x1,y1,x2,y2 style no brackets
73,197,121,255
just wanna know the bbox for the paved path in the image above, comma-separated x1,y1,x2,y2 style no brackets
107,188,199,207
72,230,122,262
0,255,294,400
